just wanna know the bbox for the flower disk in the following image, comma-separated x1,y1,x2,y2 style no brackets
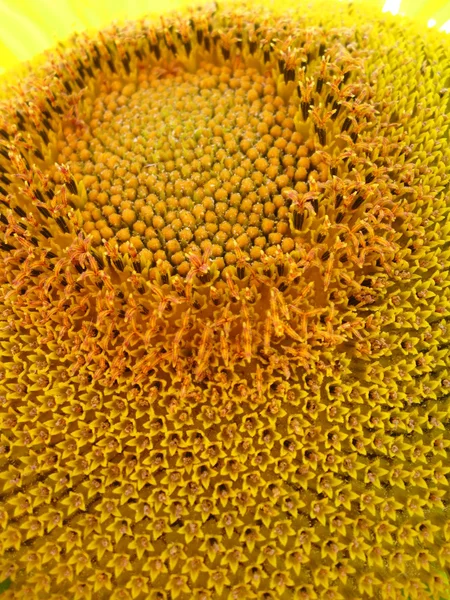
0,3,450,599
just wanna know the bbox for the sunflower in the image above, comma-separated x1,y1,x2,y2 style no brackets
0,0,449,599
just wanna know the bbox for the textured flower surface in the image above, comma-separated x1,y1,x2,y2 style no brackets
0,1,450,599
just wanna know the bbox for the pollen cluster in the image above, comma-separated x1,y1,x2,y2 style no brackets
0,2,450,599
65,62,306,273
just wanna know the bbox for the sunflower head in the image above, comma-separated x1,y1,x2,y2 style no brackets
0,1,450,599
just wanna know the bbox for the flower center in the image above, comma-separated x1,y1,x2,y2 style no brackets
60,61,315,278
0,2,431,388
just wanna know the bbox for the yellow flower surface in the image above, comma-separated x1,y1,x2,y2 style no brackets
0,1,450,599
